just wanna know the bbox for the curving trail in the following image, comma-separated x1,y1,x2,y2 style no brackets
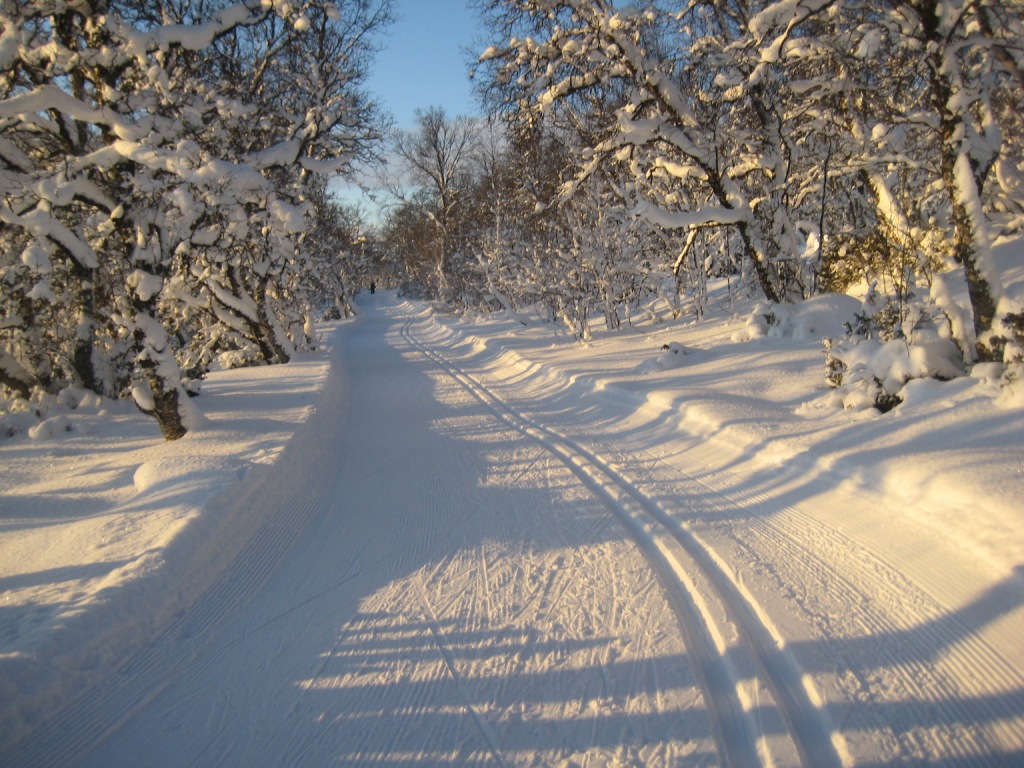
9,294,1023,767
403,299,1024,767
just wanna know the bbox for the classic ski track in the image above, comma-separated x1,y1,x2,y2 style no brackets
613,436,1024,763
401,315,845,768
420,306,1024,765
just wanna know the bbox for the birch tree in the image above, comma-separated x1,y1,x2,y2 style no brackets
1,0,391,439
392,106,478,300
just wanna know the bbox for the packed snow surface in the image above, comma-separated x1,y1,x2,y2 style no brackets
1,290,1022,766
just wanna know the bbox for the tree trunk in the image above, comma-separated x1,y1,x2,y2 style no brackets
736,219,785,304
703,165,785,304
946,158,1000,359
926,27,1002,361
137,355,187,441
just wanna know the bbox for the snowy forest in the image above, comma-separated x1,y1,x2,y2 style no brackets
3,0,1024,441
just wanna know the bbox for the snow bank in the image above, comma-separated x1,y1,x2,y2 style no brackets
0,329,338,749
133,454,245,493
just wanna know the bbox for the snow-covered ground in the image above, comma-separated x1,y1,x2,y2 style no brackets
2,279,1023,766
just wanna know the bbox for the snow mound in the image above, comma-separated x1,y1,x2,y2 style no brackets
2,386,116,440
841,337,964,391
56,387,103,410
825,337,966,413
736,294,864,341
1,409,38,438
636,341,695,373
27,414,73,440
134,455,244,495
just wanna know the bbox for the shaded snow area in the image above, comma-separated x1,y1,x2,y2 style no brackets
2,288,1023,767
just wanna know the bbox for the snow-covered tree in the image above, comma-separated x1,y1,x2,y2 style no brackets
1,0,391,439
476,0,808,304
390,107,479,301
874,0,1023,361
472,0,1022,364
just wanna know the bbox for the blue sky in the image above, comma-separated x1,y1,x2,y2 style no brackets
369,0,484,129
333,1,485,218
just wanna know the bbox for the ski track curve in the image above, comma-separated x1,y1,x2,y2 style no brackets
401,301,1024,767
399,310,846,768
10,295,1021,767
8,296,718,767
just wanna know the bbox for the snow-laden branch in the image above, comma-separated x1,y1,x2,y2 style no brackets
633,199,749,230
0,84,139,141
0,205,98,270
119,2,267,60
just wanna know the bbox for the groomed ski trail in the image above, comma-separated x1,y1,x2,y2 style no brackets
404,300,1024,767
8,294,1022,767
7,294,722,767
401,307,847,768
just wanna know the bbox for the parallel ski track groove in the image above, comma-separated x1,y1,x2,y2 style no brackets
401,317,844,768
624,439,1024,763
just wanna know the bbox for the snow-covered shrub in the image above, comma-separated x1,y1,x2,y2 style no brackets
0,386,115,439
989,313,1024,407
824,299,966,412
0,400,37,439
824,336,965,412
999,362,1024,408
28,414,73,440
992,311,1024,364
636,342,694,373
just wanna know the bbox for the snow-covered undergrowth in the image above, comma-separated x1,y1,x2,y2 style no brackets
428,241,1024,583
732,238,1024,415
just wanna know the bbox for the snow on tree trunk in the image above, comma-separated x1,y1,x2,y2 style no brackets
131,311,190,441
912,0,1009,361
947,149,1001,360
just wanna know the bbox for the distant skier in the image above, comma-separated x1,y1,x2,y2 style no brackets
370,281,376,294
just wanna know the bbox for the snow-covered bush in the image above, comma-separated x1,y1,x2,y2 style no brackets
0,386,113,440
824,336,965,413
824,300,967,413
991,311,1024,365
636,342,694,374
0,401,37,440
